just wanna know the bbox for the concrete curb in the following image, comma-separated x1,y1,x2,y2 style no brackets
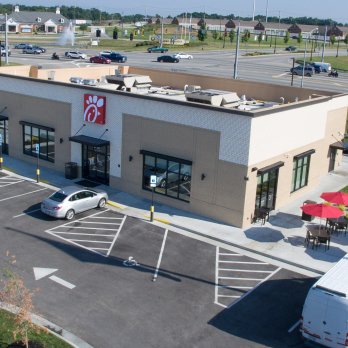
0,302,94,348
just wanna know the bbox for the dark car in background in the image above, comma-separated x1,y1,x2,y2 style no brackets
285,46,297,51
157,55,179,63
100,52,127,63
290,65,314,76
14,43,30,49
147,46,168,53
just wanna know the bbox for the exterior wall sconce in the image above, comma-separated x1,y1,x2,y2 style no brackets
244,176,249,181
129,155,133,162
59,138,64,144
201,173,206,180
251,167,258,172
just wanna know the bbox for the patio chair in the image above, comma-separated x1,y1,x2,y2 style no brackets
315,235,330,251
305,230,316,249
335,221,347,236
253,207,270,225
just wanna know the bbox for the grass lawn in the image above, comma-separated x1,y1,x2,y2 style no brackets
0,309,72,348
310,56,348,71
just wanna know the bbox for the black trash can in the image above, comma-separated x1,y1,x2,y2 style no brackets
302,200,316,221
65,162,78,179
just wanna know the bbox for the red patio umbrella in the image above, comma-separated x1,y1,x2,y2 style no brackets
300,203,343,219
320,192,348,206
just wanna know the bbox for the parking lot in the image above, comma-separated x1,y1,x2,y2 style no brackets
0,172,317,347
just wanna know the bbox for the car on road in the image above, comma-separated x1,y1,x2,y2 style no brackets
157,55,179,63
147,46,168,53
14,43,30,49
41,186,108,220
31,45,46,53
90,55,111,64
290,65,314,76
65,51,87,59
0,45,11,56
173,52,193,60
100,52,127,63
285,46,297,51
22,47,42,54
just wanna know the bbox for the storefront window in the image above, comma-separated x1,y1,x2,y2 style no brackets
0,119,9,154
141,150,192,202
291,154,311,192
22,124,55,162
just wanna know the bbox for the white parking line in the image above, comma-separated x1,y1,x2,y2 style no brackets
219,261,267,264
152,229,169,282
0,188,47,202
69,239,112,244
218,285,253,289
288,319,301,333
219,253,242,256
220,269,273,273
57,226,118,231
228,267,281,308
75,221,121,225
13,208,41,218
53,232,115,237
106,215,127,256
0,180,25,187
218,277,263,281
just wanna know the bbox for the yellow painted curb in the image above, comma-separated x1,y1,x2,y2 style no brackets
107,200,125,210
144,215,171,225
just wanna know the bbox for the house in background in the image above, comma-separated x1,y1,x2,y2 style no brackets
1,6,69,33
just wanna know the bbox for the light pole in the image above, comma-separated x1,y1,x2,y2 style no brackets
301,28,318,88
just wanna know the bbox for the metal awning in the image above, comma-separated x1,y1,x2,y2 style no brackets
294,149,315,159
0,115,8,121
330,141,347,151
257,161,284,174
69,135,109,147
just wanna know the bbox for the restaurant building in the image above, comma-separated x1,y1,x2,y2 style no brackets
0,65,346,228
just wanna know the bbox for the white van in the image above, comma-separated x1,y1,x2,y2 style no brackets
301,254,348,347
313,62,332,72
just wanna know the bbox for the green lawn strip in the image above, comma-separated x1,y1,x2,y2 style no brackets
0,309,73,347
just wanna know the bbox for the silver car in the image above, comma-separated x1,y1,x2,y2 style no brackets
41,186,108,220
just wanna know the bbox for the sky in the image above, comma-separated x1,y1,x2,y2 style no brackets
5,0,348,23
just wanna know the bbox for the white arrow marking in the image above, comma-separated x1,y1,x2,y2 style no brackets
33,267,58,280
49,275,76,289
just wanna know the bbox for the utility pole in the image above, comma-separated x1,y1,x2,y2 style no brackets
265,0,269,23
252,0,255,21
160,17,163,47
5,13,8,64
321,26,327,63
274,12,280,54
233,24,240,79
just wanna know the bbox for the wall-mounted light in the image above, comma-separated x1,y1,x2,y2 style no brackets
244,176,249,181
201,173,206,181
251,167,258,172
59,138,64,144
129,155,133,162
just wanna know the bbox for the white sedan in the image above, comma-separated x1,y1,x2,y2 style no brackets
173,52,193,60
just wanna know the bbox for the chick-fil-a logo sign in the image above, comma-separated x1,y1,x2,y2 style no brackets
83,94,106,125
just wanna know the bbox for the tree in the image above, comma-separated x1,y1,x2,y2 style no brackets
284,31,290,44
212,30,218,40
241,30,250,43
229,29,235,43
156,18,161,25
113,26,118,39
0,253,39,348
79,24,88,34
297,32,303,44
330,34,336,46
344,34,348,45
257,32,263,46
197,21,207,43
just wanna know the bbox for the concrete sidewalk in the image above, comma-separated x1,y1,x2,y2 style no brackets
2,154,348,276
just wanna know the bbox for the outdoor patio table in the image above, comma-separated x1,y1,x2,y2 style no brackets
327,216,348,236
306,225,330,250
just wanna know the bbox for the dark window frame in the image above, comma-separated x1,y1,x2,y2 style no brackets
291,153,312,192
140,150,192,202
21,122,55,163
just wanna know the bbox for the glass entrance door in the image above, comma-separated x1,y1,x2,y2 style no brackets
328,148,336,172
82,144,109,185
255,168,279,210
0,119,8,155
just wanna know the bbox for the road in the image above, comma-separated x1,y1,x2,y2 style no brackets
4,47,348,94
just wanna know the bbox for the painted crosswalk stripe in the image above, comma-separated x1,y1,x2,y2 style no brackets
0,188,47,201
219,261,267,264
106,215,127,256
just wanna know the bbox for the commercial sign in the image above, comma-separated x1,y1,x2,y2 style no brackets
83,94,106,125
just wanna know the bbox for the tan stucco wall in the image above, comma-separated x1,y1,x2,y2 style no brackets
110,114,248,226
0,91,71,172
